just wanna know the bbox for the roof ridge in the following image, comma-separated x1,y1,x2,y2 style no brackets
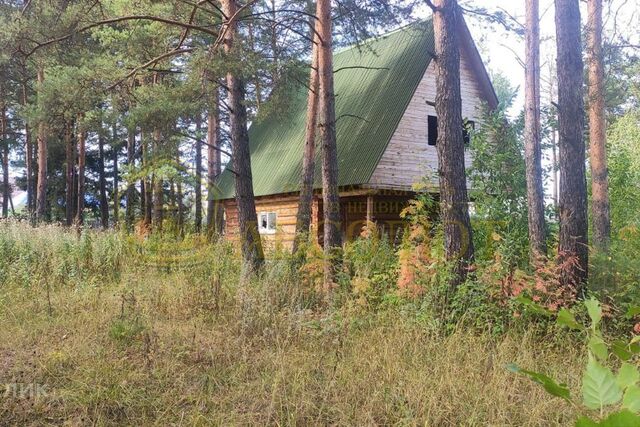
334,18,433,56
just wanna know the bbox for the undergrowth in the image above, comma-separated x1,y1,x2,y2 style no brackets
1,220,638,425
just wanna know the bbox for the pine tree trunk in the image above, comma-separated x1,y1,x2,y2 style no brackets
555,0,589,292
22,83,34,218
587,0,610,252
98,130,109,229
169,179,176,221
152,129,163,232
206,94,224,235
142,132,152,227
112,124,119,226
75,118,86,227
195,114,203,232
220,0,265,271
35,66,48,222
432,0,474,287
316,0,342,288
293,10,320,255
176,165,184,233
1,98,8,218
551,129,558,207
64,121,74,225
125,127,136,230
524,0,547,260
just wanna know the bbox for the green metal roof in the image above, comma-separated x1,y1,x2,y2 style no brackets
215,20,435,199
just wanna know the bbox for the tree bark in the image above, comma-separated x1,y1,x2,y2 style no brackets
1,96,8,218
220,0,265,271
35,66,48,222
293,4,321,256
206,93,224,235
125,126,136,230
75,117,86,226
176,163,184,233
432,0,474,287
524,0,547,260
587,0,610,252
112,124,119,226
64,120,75,225
195,114,203,232
555,0,589,292
316,0,342,288
142,132,153,227
152,128,163,231
98,128,110,229
22,82,34,218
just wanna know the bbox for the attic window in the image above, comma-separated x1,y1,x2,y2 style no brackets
427,115,475,146
428,115,438,146
463,120,475,145
258,212,277,234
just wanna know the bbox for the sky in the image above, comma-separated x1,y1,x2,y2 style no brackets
7,0,640,201
450,0,640,114
410,0,640,197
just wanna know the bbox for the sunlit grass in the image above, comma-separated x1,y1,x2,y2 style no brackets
0,222,580,426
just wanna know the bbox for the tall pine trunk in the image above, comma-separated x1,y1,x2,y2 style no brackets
206,95,223,235
316,0,342,288
220,0,264,271
64,121,75,225
152,129,163,231
22,82,34,218
524,0,547,260
555,0,589,292
75,117,86,226
35,66,48,222
176,170,184,233
125,127,136,230
1,96,8,218
112,124,119,226
293,10,320,255
98,129,109,229
195,114,203,232
431,0,474,287
587,0,610,252
142,132,153,227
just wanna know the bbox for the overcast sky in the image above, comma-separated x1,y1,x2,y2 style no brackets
447,0,640,114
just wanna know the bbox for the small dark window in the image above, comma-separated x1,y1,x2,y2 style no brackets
428,116,475,146
428,115,438,146
463,120,475,145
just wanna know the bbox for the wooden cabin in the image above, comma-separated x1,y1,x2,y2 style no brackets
215,17,498,248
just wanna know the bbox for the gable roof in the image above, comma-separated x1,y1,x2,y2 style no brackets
215,17,497,200
215,20,436,200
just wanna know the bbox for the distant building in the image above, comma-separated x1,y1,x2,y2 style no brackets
215,18,497,247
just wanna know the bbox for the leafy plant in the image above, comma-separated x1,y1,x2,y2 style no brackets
509,298,640,425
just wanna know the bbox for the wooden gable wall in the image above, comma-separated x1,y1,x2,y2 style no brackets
368,41,489,191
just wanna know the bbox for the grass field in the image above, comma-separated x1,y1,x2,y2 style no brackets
0,222,582,426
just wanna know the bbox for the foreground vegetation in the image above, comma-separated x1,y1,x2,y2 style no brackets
9,220,640,426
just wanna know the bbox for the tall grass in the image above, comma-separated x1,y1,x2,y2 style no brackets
0,221,581,425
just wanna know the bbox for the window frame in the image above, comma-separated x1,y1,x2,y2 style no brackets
427,115,475,147
258,211,277,234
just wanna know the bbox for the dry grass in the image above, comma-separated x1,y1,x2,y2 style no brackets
0,223,580,426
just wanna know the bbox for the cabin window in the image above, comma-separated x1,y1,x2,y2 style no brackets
428,115,438,146
427,115,475,146
463,120,475,145
258,212,277,234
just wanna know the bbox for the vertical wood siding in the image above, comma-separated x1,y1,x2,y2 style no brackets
368,45,488,190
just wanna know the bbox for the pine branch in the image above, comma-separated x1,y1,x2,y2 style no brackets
25,15,219,57
106,48,194,91
334,66,389,73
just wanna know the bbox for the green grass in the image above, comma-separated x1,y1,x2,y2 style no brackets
0,222,581,426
